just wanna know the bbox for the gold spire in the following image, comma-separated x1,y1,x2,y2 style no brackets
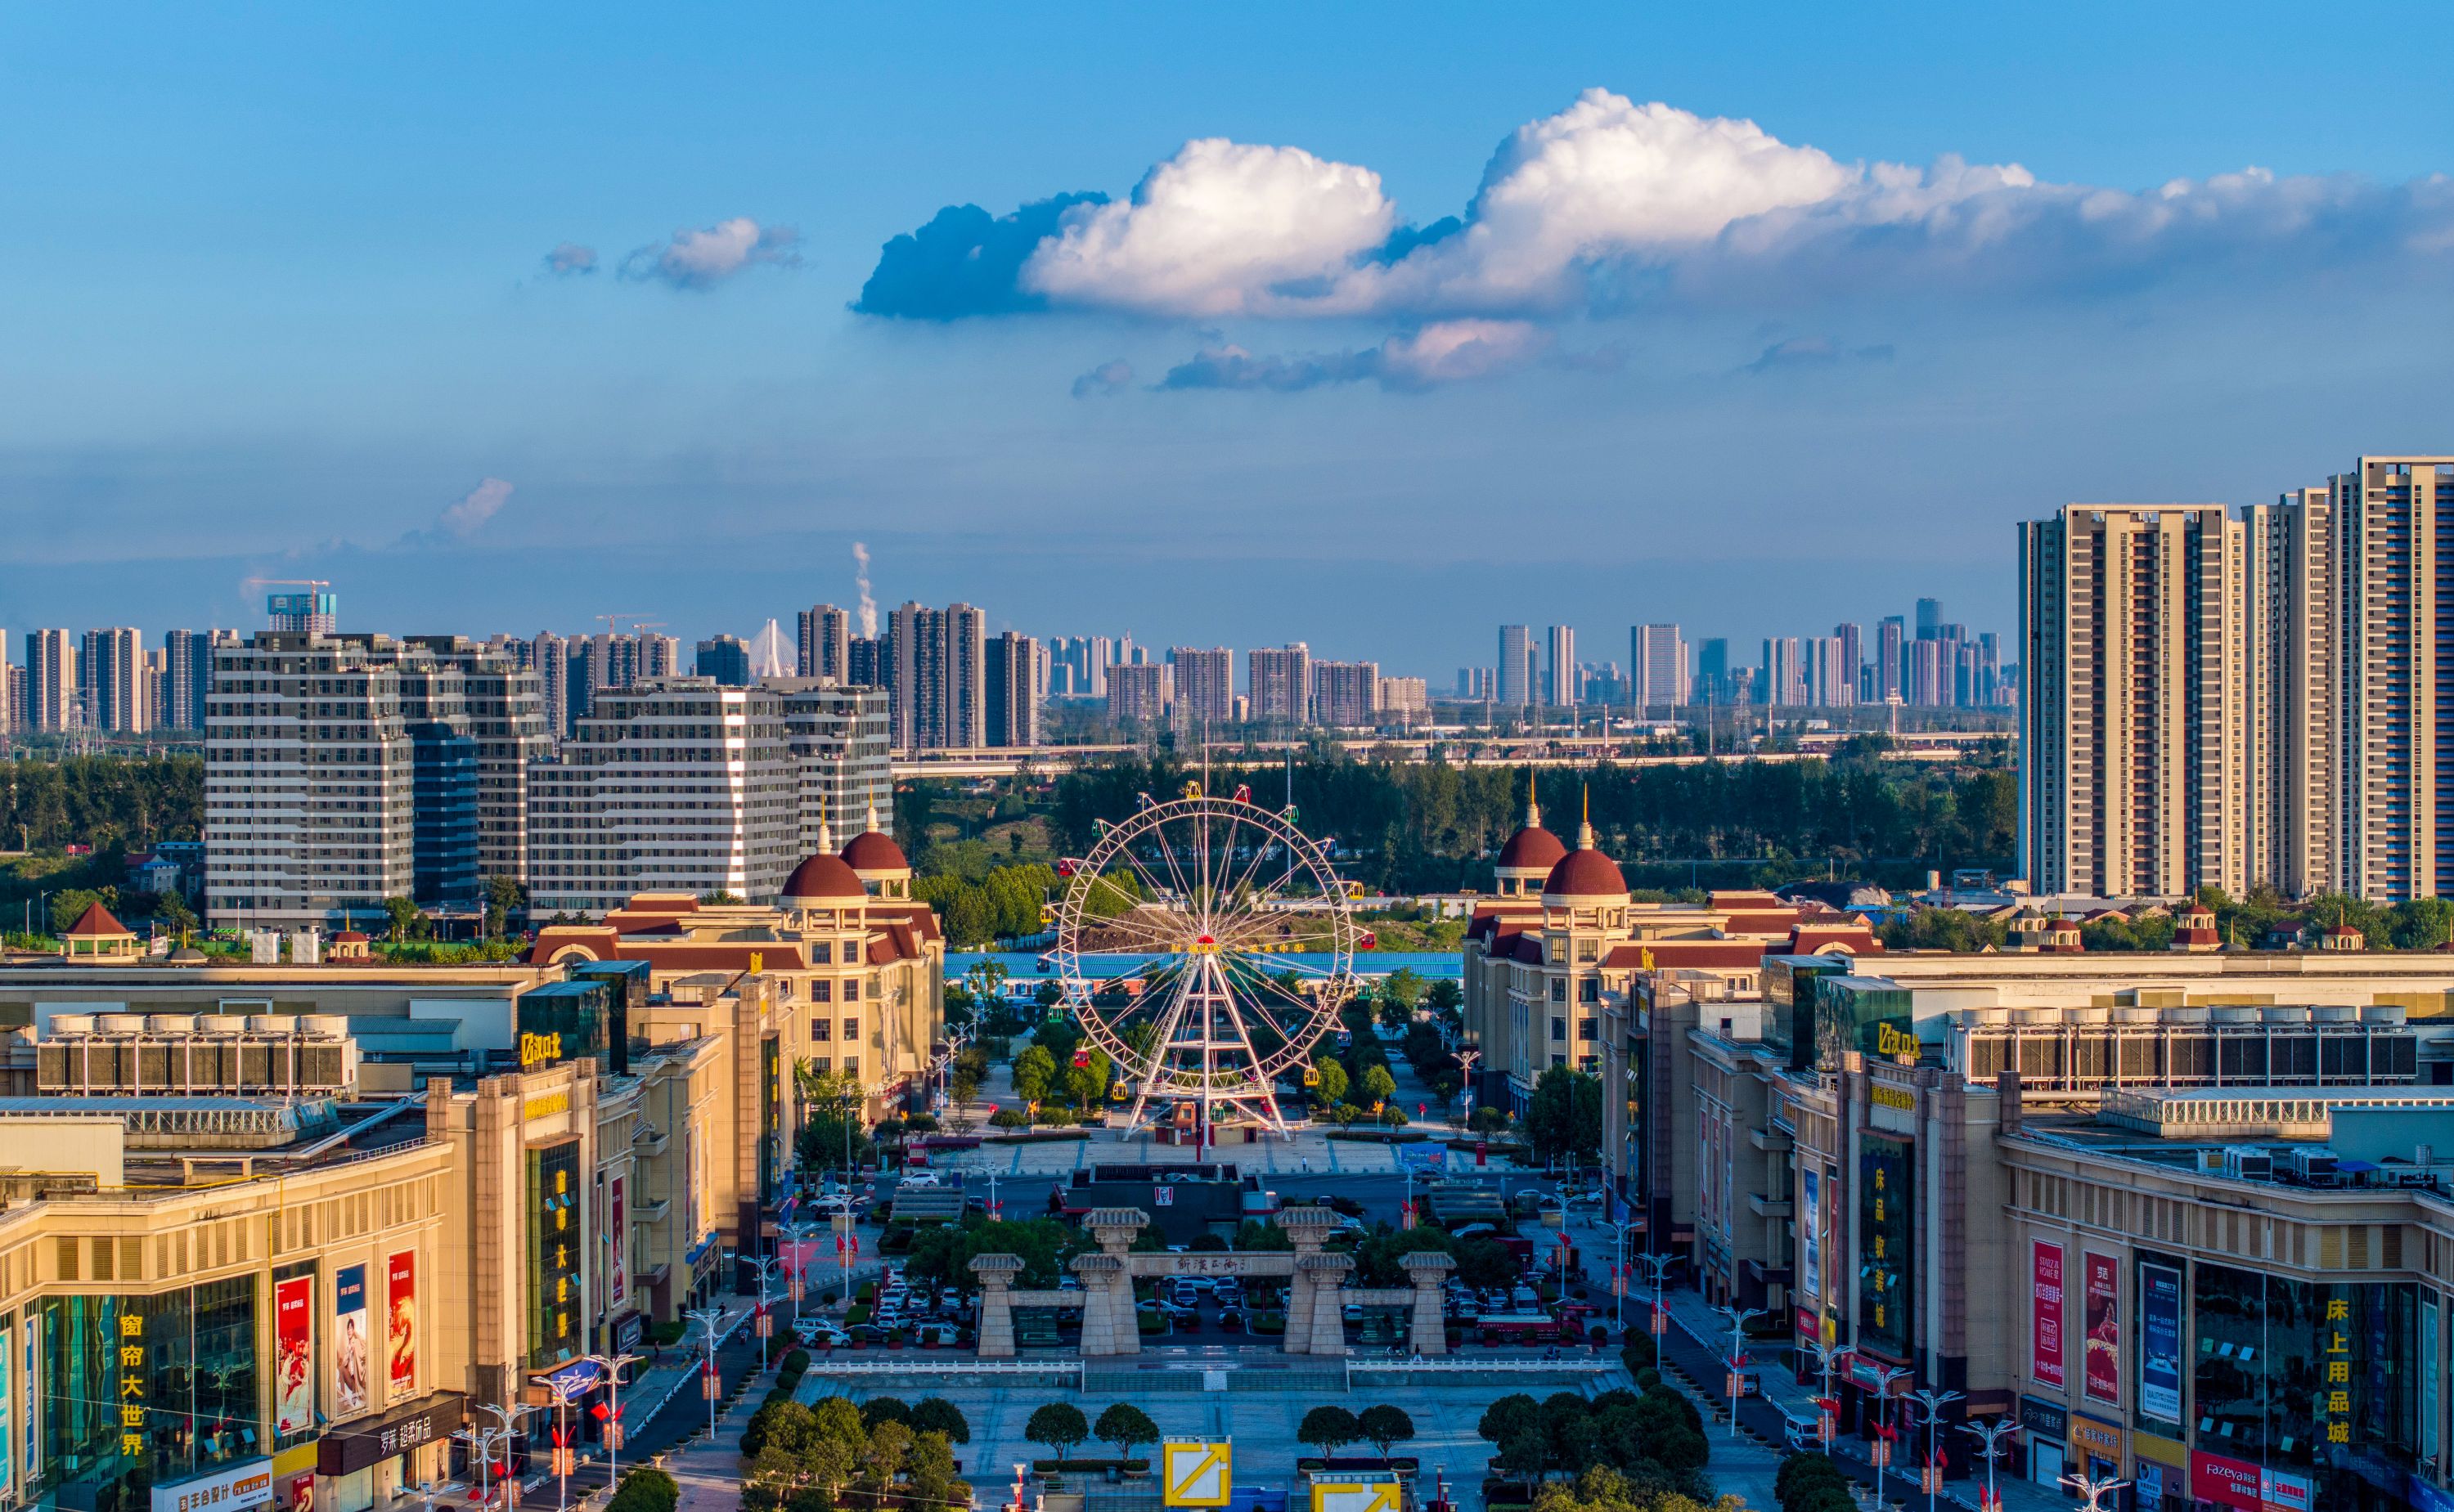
816,797,833,854
1576,783,1595,850
1525,768,1541,829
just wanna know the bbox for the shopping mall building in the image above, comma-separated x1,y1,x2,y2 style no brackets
0,830,942,1512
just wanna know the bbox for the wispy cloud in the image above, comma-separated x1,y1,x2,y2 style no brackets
1071,360,1135,398
622,218,801,289
1741,336,1894,374
1157,321,1549,393
438,477,514,536
543,243,598,277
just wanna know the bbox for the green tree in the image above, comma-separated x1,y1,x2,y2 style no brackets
1360,1064,1397,1107
1063,1045,1113,1109
1310,1057,1349,1106
381,895,422,941
1528,1066,1603,1163
48,888,106,935
1357,1405,1415,1458
1025,1402,1090,1460
1454,1235,1518,1290
905,1215,1080,1290
1012,1044,1057,1103
907,1429,972,1508
605,1467,681,1512
1298,1406,1363,1456
1094,1402,1159,1461
483,873,527,938
811,1395,867,1447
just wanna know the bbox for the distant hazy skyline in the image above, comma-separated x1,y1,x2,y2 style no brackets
3,2,2447,675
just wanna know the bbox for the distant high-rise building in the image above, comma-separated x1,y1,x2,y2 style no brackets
2241,487,2335,897
2019,504,2244,899
1761,637,1805,706
267,590,337,635
1544,626,1577,707
530,634,571,740
1833,623,1863,699
984,631,1043,747
164,629,213,732
1311,662,1381,728
884,602,987,750
80,628,145,734
1630,625,1688,711
1377,676,1427,723
1876,617,1906,702
798,604,853,682
1914,597,1942,640
1907,639,1947,707
642,635,681,680
29,630,75,732
847,636,885,689
695,635,753,687
1456,666,1494,701
3,662,22,737
1497,626,1534,707
1169,648,1234,731
1248,644,1311,726
1107,663,1167,725
1697,639,1730,705
1806,635,1854,707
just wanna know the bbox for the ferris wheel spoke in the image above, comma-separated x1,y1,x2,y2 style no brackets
1216,952,1335,1050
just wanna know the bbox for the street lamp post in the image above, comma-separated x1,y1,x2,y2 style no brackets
1863,1366,1912,1508
1961,1417,2020,1512
453,1402,531,1512
744,1256,784,1371
1799,1337,1854,1449
528,1373,590,1512
2061,1470,2130,1512
1712,1305,1765,1439
1454,1049,1481,1125
1629,1252,1678,1348
578,1351,646,1491
1907,1389,1964,1512
683,1304,727,1444
1595,1220,1638,1330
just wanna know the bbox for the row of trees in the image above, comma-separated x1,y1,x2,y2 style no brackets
741,1394,969,1512
1047,749,2015,894
0,755,200,850
1478,1386,1710,1500
1881,886,2454,954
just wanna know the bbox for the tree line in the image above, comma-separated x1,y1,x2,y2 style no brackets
1048,747,2014,894
0,755,201,850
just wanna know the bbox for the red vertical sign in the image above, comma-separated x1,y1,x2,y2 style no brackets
386,1250,417,1390
2082,1251,2119,1402
2032,1241,2065,1389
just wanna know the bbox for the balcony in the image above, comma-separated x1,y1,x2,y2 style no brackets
632,1196,672,1224
1747,1191,1795,1218
1749,1125,1793,1153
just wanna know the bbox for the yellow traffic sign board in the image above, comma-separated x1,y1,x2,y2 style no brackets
1162,1441,1232,1507
1312,1484,1401,1512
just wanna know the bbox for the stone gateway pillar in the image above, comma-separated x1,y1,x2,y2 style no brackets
1296,1252,1354,1357
1402,1250,1455,1355
969,1254,1024,1358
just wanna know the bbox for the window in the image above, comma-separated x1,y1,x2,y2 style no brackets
811,942,832,964
1576,938,1598,962
843,1017,860,1041
840,1057,859,1079
811,1018,830,1041
808,1057,830,1071
811,980,832,1003
844,979,860,1002
1551,1016,1567,1043
1579,978,1600,1003
1551,1054,1567,1068
1577,1018,1598,1041
1549,978,1566,1002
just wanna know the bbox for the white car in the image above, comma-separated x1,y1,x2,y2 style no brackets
900,1173,942,1188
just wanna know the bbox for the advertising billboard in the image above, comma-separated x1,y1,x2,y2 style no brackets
334,1264,370,1418
609,1176,627,1310
1856,1133,1914,1359
1801,1169,1821,1302
273,1276,315,1438
387,1250,418,1391
2082,1252,2119,1403
2032,1241,2065,1389
2139,1262,2183,1423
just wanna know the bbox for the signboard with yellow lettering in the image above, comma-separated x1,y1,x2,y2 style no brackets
1857,1133,1914,1360
1311,1484,1400,1512
1161,1441,1231,1507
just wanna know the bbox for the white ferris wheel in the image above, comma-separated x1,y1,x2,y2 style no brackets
1051,784,1362,1135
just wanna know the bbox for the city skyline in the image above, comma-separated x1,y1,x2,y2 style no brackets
3,7,2448,662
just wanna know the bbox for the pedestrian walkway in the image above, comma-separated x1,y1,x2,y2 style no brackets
659,1368,770,1512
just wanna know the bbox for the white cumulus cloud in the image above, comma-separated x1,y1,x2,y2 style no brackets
622,218,802,289
438,477,514,537
1022,138,1396,316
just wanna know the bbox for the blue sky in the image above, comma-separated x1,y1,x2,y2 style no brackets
3,2,2449,677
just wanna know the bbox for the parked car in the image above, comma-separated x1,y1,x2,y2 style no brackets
1158,1301,1200,1325
798,1321,852,1348
913,1323,962,1348
901,1172,942,1188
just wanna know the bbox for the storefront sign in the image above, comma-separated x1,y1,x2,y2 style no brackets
2067,1415,2120,1461
2138,1263,2183,1423
274,1276,315,1438
334,1264,370,1418
2032,1241,2065,1389
2018,1396,2067,1442
385,1251,417,1391
2189,1453,2308,1512
1857,1133,1915,1361
608,1176,627,1309
2260,1470,2311,1512
2136,1463,2164,1512
317,1394,465,1478
285,1474,315,1512
2406,1474,2454,1512
1870,1084,1917,1111
2081,1252,2119,1403
153,1459,275,1512
615,1315,645,1354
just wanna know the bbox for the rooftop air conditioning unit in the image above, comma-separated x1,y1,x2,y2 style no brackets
2220,1146,2273,1182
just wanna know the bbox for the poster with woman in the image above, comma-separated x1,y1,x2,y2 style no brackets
2082,1252,2120,1402
386,1251,417,1391
334,1264,370,1417
274,1276,315,1437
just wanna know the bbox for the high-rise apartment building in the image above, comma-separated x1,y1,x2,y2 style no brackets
1760,637,1805,706
2241,487,2336,896
1310,661,1380,728
28,630,75,732
164,629,214,732
695,635,753,687
1108,663,1167,725
1169,648,1234,731
267,590,337,635
0,630,9,738
2018,504,2244,899
79,628,146,734
530,633,571,740
797,604,852,682
2330,456,2454,901
848,636,885,689
1907,638,1947,707
984,631,1043,747
1876,617,1906,702
1496,626,1534,707
399,636,551,885
1377,676,1427,722
1455,666,1494,701
885,602,986,750
775,681,894,859
1544,626,1576,707
1697,639,1730,705
1629,626,1688,711
527,680,798,916
1248,644,1311,726
1914,597,1941,640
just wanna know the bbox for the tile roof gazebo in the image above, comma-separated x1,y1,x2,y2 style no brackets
59,902,141,963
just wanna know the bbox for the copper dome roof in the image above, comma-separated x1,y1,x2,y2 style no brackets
841,830,910,873
1497,824,1568,870
780,851,867,903
1543,847,1628,900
